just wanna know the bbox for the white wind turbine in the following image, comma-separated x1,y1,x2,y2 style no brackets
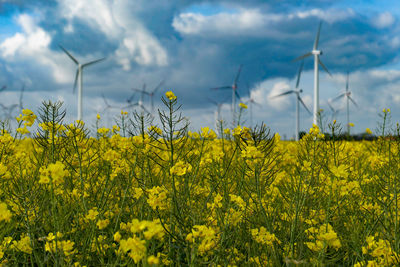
293,21,331,127
211,65,243,126
271,60,311,141
332,71,358,135
130,83,150,114
60,45,106,121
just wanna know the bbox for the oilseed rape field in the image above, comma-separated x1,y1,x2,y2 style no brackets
0,92,399,266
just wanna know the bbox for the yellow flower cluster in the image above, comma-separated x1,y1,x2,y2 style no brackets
359,236,399,266
147,186,168,210
186,225,219,255
165,91,176,100
39,161,69,185
170,160,192,176
308,123,325,139
201,127,217,139
0,105,399,266
305,224,341,252
239,103,248,109
0,202,12,222
45,232,76,258
251,227,281,246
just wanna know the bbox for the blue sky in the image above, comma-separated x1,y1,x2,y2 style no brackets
0,0,400,138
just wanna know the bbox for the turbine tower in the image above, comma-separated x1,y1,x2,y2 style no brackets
207,97,225,129
271,61,311,141
245,82,261,128
294,22,331,127
332,71,358,135
19,84,25,111
211,65,243,126
60,45,105,121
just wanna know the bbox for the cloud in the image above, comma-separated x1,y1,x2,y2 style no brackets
172,7,354,37
291,8,355,24
372,12,395,29
0,13,72,84
57,0,168,69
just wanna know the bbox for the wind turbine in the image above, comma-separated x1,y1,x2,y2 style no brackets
211,64,243,126
271,60,311,141
293,21,331,127
332,71,358,135
59,45,105,121
131,83,151,114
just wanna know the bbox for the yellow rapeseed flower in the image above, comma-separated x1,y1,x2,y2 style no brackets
0,202,12,222
366,128,372,135
239,103,248,109
148,255,160,265
165,91,176,100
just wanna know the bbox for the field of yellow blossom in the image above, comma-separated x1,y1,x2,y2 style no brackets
0,93,399,266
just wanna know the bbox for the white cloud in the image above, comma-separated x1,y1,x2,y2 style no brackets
58,0,168,69
172,7,354,37
292,8,355,24
251,79,292,110
372,12,395,29
0,14,72,83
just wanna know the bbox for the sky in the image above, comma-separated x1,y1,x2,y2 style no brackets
1,0,400,138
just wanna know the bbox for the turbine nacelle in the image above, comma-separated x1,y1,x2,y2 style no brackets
312,50,322,55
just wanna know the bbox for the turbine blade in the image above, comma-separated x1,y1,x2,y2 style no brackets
73,69,79,94
153,79,165,93
293,52,312,62
295,60,304,89
327,101,335,112
313,21,322,50
235,90,241,100
271,90,294,98
298,96,312,114
19,84,25,109
132,88,150,94
234,64,243,85
207,97,219,106
82,57,106,68
319,59,332,77
59,45,79,65
346,71,349,91
101,93,110,107
332,93,346,102
348,95,358,107
142,105,150,114
210,86,232,90
127,93,135,104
